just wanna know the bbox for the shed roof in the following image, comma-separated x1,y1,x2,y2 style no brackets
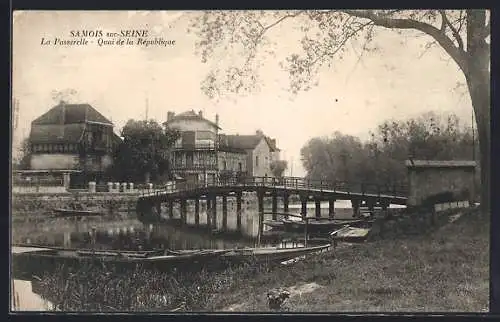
405,160,477,168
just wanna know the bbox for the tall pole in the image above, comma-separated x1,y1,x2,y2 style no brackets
472,108,475,162
472,108,476,204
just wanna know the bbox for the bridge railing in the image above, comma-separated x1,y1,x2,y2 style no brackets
140,176,408,198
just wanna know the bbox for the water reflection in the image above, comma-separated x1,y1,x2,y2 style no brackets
11,279,53,311
17,220,259,251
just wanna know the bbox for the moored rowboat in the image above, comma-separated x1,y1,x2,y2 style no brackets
220,243,331,265
11,246,231,278
52,208,104,217
282,219,366,233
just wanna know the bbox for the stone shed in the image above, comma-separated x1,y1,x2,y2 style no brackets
405,160,476,207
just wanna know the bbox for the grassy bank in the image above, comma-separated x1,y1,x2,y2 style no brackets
28,207,488,312
207,207,489,312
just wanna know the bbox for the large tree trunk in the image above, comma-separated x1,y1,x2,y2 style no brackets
466,10,490,215
467,73,490,214
466,60,490,215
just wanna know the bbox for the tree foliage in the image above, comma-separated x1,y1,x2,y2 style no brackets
111,120,180,183
270,160,288,178
188,9,490,212
301,111,479,193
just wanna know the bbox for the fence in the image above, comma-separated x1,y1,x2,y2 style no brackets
141,176,409,198
12,177,64,187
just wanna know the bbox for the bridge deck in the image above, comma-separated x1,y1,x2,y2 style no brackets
138,177,408,205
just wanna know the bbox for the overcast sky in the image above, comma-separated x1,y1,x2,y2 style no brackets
12,11,474,177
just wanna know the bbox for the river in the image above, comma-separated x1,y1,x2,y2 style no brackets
11,200,405,311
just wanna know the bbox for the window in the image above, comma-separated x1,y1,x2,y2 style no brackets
238,162,242,172
223,160,227,170
255,156,259,167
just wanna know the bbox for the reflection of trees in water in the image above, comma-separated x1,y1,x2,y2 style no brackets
19,221,255,252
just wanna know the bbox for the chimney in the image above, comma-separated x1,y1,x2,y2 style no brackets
198,110,203,118
167,111,175,121
215,114,219,126
256,129,264,136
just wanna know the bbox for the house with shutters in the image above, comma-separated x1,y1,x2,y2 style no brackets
21,101,121,188
163,109,281,184
218,130,280,178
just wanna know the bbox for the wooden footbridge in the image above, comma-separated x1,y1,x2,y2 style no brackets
136,176,408,235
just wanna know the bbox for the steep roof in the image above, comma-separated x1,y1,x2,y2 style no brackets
219,134,266,151
164,110,221,129
265,136,280,152
29,123,86,144
32,102,113,126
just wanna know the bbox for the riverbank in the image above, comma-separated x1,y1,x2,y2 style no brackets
206,207,489,312
19,207,488,312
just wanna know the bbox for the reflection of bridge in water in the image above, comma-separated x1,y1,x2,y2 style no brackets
136,176,408,237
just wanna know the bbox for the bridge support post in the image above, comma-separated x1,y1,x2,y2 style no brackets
257,191,265,245
206,198,212,230
381,200,390,218
283,194,289,219
236,192,242,233
300,195,308,220
315,199,321,220
211,195,218,230
194,198,200,227
328,199,335,219
367,200,375,217
351,199,361,218
155,200,162,220
180,199,187,226
168,200,174,219
222,195,228,232
272,194,278,220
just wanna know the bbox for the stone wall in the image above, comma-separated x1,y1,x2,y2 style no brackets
11,192,140,216
12,186,67,194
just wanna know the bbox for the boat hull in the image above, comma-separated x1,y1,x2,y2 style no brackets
282,219,366,234
52,208,104,218
220,244,331,265
11,247,229,279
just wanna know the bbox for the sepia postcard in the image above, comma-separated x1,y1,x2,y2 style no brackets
11,10,490,313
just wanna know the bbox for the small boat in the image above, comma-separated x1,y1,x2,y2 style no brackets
220,244,331,265
330,225,371,242
263,220,285,230
11,246,231,277
52,208,104,217
282,219,366,234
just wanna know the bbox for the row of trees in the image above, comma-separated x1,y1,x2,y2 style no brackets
186,9,490,213
300,111,479,190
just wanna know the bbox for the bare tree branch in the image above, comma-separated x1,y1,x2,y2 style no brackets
439,10,465,51
257,11,304,38
340,10,468,75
